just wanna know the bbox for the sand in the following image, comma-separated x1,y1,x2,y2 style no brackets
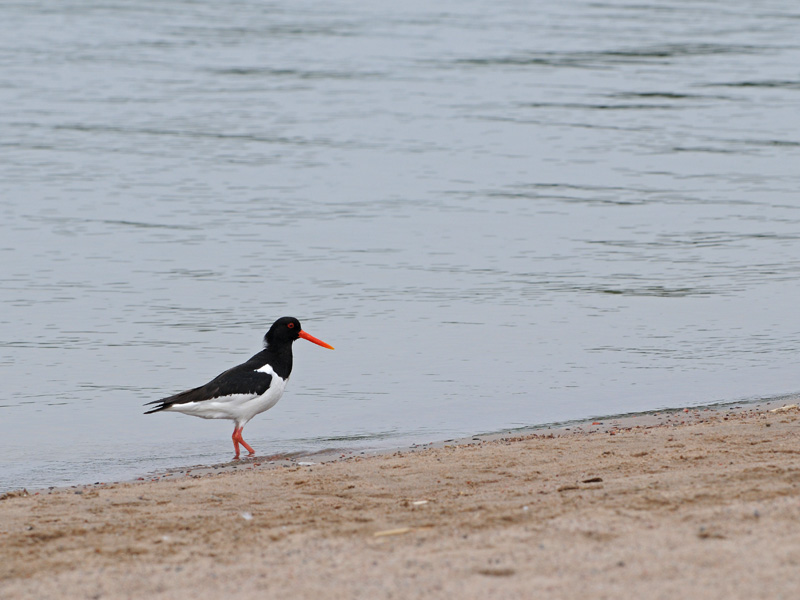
2,402,799,599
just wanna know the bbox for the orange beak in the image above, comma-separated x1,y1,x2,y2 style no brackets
298,330,335,350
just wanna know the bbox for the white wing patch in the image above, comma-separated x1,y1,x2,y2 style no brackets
257,363,275,375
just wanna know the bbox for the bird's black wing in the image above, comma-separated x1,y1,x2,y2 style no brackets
144,365,273,414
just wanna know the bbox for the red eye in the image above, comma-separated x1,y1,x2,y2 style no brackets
287,323,295,329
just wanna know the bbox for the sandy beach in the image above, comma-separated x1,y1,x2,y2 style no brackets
2,402,799,599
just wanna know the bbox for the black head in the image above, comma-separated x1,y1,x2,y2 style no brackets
263,316,334,350
264,316,303,348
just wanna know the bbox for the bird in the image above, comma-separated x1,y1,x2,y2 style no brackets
144,316,334,459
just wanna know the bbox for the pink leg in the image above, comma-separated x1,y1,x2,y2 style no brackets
232,427,241,459
232,426,256,459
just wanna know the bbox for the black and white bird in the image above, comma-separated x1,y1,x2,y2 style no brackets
144,316,334,459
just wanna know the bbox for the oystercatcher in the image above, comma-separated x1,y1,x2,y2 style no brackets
144,316,333,459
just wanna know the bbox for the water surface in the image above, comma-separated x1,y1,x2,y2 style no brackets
2,0,800,491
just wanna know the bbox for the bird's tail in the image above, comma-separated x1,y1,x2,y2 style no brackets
144,386,202,414
143,399,170,414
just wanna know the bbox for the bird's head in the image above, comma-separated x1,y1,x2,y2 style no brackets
264,316,334,350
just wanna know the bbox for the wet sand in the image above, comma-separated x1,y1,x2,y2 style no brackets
2,401,799,599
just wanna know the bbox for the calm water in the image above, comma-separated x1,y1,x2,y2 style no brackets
2,0,800,491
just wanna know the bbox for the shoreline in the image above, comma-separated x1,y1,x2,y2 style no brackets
2,398,800,598
12,394,799,497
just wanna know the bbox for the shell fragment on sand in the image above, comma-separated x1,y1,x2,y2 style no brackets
769,404,799,413
373,527,413,537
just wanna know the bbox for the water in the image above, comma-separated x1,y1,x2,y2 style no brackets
2,0,800,491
